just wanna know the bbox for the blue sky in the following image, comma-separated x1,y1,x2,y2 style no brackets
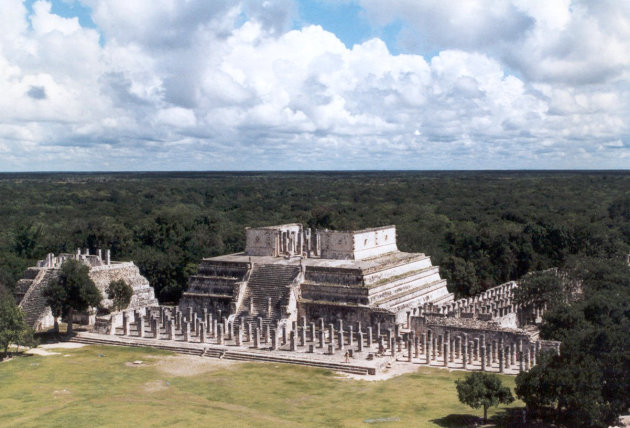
1,0,629,171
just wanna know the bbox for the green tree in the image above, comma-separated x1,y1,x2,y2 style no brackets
0,287,33,359
455,372,514,423
513,270,565,314
106,279,133,312
42,259,102,336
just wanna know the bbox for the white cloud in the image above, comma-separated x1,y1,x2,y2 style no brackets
0,0,628,170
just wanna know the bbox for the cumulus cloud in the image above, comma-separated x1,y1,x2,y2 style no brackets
0,0,628,171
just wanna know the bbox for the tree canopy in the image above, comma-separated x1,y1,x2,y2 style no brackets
42,259,102,335
0,286,33,359
455,372,514,422
106,279,133,312
515,258,630,427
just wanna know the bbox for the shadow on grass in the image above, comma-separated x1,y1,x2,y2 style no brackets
431,408,556,427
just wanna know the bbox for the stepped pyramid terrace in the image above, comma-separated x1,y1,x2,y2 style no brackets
15,249,158,331
179,224,454,328
15,223,559,376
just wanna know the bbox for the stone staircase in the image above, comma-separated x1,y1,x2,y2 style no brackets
237,264,300,321
68,333,373,375
18,268,58,330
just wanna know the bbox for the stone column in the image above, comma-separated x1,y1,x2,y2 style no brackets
212,319,218,339
235,325,242,346
217,324,224,345
282,325,287,345
271,328,278,350
524,349,530,371
408,341,413,362
168,319,175,340
318,328,324,348
481,346,486,371
414,336,419,358
264,324,270,344
247,322,252,342
499,338,505,373
358,331,364,352
187,307,193,323
387,329,392,347
138,317,145,338
328,344,335,355
183,321,190,342
337,319,343,335
390,337,395,357
299,326,306,347
123,312,130,336
309,322,315,342
337,331,344,350
328,324,334,344
200,322,206,343
376,323,381,342
289,330,296,351
348,326,354,346
254,328,260,348
422,333,427,356
431,334,437,360
462,335,468,369
443,340,449,367
367,327,373,347
426,336,431,364
492,340,497,363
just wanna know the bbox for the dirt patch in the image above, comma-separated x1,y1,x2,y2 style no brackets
341,361,421,381
53,389,71,396
154,354,240,377
39,343,85,350
125,360,149,368
143,380,169,393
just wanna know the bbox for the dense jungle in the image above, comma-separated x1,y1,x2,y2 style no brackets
1,171,628,303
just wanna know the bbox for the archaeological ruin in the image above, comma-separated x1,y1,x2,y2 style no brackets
15,249,157,331
15,224,559,376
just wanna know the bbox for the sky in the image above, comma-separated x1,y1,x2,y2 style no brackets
1,0,630,171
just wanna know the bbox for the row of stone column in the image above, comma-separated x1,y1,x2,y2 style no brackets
413,330,549,372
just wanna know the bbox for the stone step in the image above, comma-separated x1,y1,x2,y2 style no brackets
69,334,372,375
373,279,447,308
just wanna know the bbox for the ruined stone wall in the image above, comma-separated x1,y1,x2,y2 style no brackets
318,226,398,260
351,226,398,260
299,302,396,329
304,266,363,286
319,230,354,259
245,228,279,256
89,262,158,310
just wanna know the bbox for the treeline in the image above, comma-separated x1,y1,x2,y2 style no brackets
515,259,630,427
1,171,629,303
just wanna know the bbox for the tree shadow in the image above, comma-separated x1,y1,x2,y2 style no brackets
430,413,483,427
431,408,556,427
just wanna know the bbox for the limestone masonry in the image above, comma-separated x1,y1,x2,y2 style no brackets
15,248,157,331
179,224,454,328
16,223,559,376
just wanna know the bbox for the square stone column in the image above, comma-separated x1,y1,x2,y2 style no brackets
183,321,190,342
200,322,206,343
217,324,224,345
138,317,145,338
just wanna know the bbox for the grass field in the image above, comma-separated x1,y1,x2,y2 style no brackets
0,344,525,427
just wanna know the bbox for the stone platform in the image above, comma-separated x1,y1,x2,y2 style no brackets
89,305,542,376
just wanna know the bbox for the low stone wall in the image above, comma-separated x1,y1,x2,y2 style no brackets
299,301,396,329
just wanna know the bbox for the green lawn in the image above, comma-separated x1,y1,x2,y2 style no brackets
0,345,524,427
